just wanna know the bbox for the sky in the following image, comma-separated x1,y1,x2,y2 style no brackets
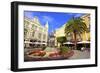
24,11,84,34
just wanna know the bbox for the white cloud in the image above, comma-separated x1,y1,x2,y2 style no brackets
24,11,34,19
42,16,54,22
74,14,83,17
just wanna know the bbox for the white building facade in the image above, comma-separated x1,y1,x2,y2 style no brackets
24,16,48,48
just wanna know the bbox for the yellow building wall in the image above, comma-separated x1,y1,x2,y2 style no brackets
81,14,90,41
54,24,66,47
54,14,90,47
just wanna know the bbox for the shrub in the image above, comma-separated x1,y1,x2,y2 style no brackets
57,36,66,47
42,46,46,50
60,46,70,55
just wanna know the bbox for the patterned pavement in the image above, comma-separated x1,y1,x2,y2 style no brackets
69,50,90,59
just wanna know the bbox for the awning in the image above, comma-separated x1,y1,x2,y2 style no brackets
24,41,32,44
77,41,90,44
63,42,74,44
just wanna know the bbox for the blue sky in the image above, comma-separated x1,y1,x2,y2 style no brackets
24,11,84,34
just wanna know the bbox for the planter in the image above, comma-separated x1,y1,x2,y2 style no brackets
61,50,74,58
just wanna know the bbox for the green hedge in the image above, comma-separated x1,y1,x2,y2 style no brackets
60,46,70,54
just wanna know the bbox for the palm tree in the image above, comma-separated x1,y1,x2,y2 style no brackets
65,17,88,49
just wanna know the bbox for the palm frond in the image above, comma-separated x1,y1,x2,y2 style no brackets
65,17,88,36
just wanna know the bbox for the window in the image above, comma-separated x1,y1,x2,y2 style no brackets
32,31,35,37
32,24,34,29
34,25,37,31
24,28,27,38
87,24,90,32
24,21,29,28
38,33,41,39
43,34,46,40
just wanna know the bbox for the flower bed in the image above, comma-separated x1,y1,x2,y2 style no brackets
25,47,74,61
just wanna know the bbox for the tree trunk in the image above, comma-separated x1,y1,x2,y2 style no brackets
73,31,77,49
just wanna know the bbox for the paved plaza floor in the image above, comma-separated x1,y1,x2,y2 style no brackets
69,50,90,59
24,47,90,61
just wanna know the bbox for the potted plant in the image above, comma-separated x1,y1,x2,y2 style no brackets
60,46,74,58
